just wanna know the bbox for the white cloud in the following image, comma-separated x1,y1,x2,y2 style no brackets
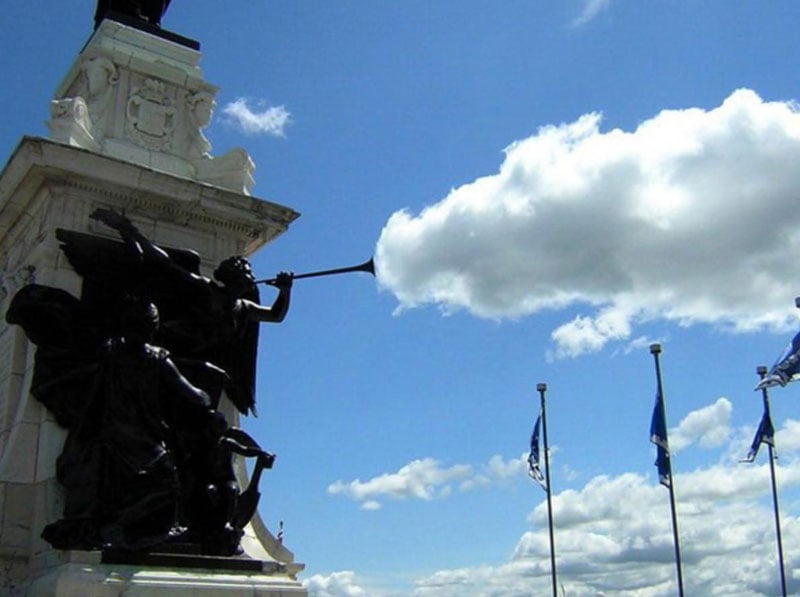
304,571,369,597
460,453,529,491
221,98,291,137
415,463,800,596
550,306,632,359
320,408,800,594
572,0,612,28
330,454,533,508
669,397,732,452
376,89,800,358
485,453,529,480
408,407,800,595
778,418,800,452
620,335,660,355
327,458,473,508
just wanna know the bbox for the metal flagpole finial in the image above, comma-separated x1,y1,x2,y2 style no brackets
757,365,768,377
537,383,547,392
650,343,662,355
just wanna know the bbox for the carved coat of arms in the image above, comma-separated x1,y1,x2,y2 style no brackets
126,78,176,150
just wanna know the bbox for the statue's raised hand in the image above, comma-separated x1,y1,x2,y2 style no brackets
273,271,294,290
90,208,133,232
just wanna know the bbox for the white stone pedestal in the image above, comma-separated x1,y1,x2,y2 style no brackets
24,551,307,596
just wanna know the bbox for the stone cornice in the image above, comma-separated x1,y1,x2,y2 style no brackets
0,136,300,253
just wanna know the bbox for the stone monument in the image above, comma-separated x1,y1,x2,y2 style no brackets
0,8,307,595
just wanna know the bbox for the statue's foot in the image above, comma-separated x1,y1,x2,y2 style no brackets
202,524,244,557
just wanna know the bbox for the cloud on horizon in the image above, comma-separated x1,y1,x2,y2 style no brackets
327,454,529,510
304,570,368,597
221,98,291,137
315,403,800,596
326,399,760,510
375,89,800,359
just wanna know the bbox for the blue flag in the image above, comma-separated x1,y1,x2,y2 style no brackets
650,388,671,488
654,444,671,488
741,410,775,463
650,388,668,450
755,328,800,390
528,413,547,491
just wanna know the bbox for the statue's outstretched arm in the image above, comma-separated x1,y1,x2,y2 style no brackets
91,208,205,286
90,208,168,260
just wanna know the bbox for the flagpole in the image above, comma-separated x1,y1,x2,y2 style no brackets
538,382,558,597
757,365,787,597
650,344,685,597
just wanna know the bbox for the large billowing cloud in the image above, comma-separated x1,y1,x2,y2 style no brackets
376,89,800,357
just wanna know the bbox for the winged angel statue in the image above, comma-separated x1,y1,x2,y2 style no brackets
6,210,291,556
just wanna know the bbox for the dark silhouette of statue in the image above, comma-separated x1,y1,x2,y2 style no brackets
81,208,293,417
9,293,205,549
94,0,172,30
5,213,285,556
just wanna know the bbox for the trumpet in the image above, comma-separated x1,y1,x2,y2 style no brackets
255,257,375,286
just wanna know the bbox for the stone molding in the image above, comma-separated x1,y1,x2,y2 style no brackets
0,137,299,261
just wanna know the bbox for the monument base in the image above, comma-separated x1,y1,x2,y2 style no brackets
19,551,307,596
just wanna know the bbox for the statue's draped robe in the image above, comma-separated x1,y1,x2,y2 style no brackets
6,287,196,550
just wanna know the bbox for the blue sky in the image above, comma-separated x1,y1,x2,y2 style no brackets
4,1,800,595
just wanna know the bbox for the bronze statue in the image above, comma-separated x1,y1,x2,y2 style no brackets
5,213,284,556
86,208,293,416
94,0,172,30
8,293,212,550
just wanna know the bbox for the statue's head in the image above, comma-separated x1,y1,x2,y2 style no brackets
188,91,216,128
120,296,160,344
214,256,255,289
82,56,117,96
